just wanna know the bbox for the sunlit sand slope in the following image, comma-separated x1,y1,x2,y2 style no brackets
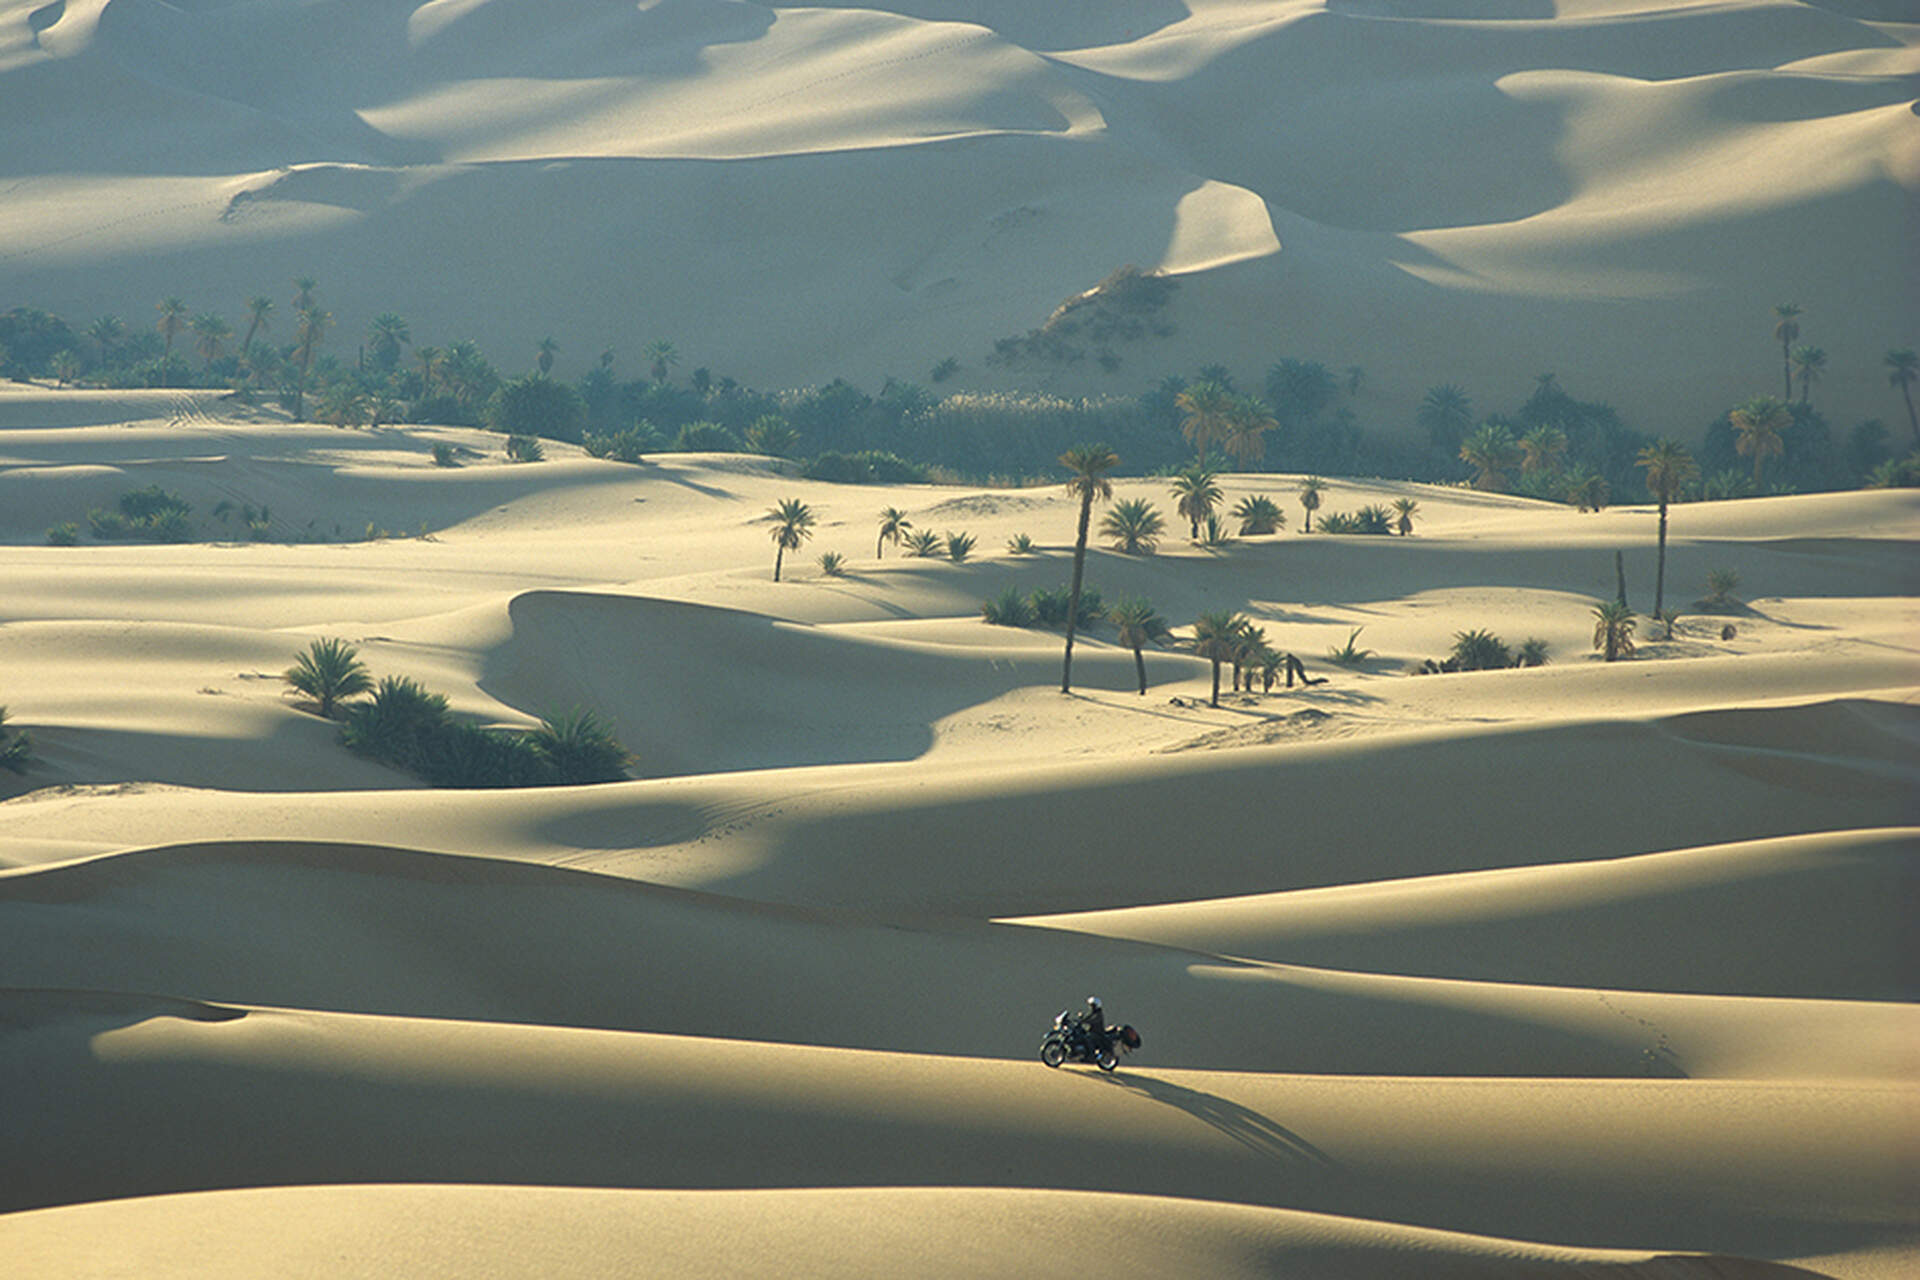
1015,827,1920,1000
0,1184,1849,1280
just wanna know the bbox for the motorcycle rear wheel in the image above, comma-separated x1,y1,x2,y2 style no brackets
1096,1051,1118,1072
1040,1040,1069,1068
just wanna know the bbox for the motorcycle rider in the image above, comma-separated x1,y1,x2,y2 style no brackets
1080,996,1113,1059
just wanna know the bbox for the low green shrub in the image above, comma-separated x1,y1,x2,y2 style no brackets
1449,628,1513,671
46,522,79,546
1029,584,1104,629
1327,627,1373,667
980,586,1036,627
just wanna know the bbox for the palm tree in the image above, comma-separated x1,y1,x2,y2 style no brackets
1568,472,1610,512
1230,622,1268,693
317,382,369,427
529,708,630,784
1189,611,1246,707
240,296,274,363
1169,466,1221,539
292,276,319,313
1885,349,1918,446
766,498,815,581
415,345,442,397
1174,380,1233,463
1771,303,1801,401
645,339,678,384
189,312,231,369
1100,498,1165,554
283,637,374,718
367,313,411,374
1417,384,1473,452
1459,422,1521,491
1592,599,1637,662
86,314,124,370
1232,494,1284,535
875,506,911,558
1298,476,1327,531
1518,425,1567,476
1221,395,1276,470
1391,496,1419,536
1636,440,1699,624
1729,395,1790,489
1058,442,1119,693
536,335,559,377
50,349,81,385
1789,344,1825,406
292,305,331,419
155,296,188,363
1108,597,1171,695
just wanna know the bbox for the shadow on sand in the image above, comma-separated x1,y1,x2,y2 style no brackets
1090,1069,1340,1172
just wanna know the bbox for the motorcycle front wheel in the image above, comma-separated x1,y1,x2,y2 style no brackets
1040,1039,1069,1068
1096,1051,1118,1072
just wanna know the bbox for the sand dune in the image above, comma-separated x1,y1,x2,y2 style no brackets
1013,827,1920,1000
2,410,1913,1275
2,994,1911,1262
3,1,1913,428
5,2,1919,1267
9,1185,1833,1280
8,835,1913,1080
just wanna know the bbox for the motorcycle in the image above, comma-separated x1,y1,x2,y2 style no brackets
1040,1011,1141,1071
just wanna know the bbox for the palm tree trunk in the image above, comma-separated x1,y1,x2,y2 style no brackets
876,532,885,558
1653,500,1669,623
1210,659,1221,707
773,545,784,582
1132,645,1147,695
1903,383,1918,447
1060,493,1094,692
1782,340,1792,402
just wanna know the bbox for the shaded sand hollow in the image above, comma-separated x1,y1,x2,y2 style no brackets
0,381,1915,1276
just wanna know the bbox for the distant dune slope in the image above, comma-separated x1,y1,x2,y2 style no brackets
2,0,1913,430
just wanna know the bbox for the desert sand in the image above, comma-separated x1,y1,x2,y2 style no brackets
3,1,1919,1276
3,0,1916,429
0,379,1915,1277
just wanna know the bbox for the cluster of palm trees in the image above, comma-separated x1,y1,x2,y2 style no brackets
134,280,336,410
282,638,630,786
1173,380,1277,469
1774,303,1919,446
